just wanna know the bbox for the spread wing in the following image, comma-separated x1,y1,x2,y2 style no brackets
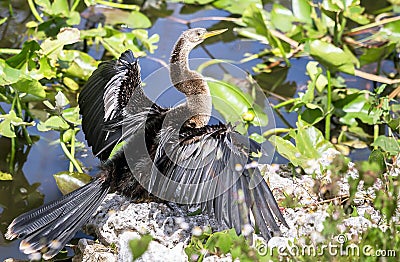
78,50,152,160
148,124,288,239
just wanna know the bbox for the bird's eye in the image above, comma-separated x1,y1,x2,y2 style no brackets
197,32,201,36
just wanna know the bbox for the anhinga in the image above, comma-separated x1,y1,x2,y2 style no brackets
6,28,288,259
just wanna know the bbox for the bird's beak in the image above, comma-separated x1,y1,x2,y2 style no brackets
202,28,228,39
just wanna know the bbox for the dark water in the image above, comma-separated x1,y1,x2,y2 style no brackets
0,1,380,260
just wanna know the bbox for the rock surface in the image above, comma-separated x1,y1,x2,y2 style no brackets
74,194,224,261
73,157,400,261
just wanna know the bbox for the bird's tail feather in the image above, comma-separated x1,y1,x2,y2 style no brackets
6,178,109,260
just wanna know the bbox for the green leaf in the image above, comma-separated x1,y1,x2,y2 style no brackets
40,28,80,62
305,40,355,75
29,56,57,80
295,120,335,159
80,27,107,38
62,107,81,125
169,0,214,4
102,9,151,28
67,11,81,25
241,4,269,43
129,234,153,261
388,118,400,131
0,17,7,26
0,171,13,180
132,30,159,54
37,116,70,131
270,4,295,32
60,50,98,80
336,92,380,126
63,77,79,91
372,136,400,156
215,233,232,254
208,80,268,127
35,0,52,13
269,135,306,167
12,78,46,101
0,123,16,139
240,4,287,60
54,171,92,195
368,149,386,171
301,104,324,125
292,0,312,24
344,5,369,25
269,120,335,168
213,0,262,15
62,128,76,143
102,33,144,57
249,133,266,143
0,111,34,138
52,0,69,16
0,59,22,85
359,43,396,66
381,20,400,43
6,40,41,69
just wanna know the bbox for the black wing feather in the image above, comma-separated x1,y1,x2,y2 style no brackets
151,124,287,240
78,50,149,160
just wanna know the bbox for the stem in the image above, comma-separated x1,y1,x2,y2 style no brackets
71,0,80,12
22,125,32,145
0,48,21,54
9,137,15,174
7,0,13,17
325,70,332,141
263,128,291,138
27,0,43,23
60,139,83,173
14,91,32,145
337,129,345,144
95,0,139,10
9,84,17,174
273,98,297,109
347,16,400,35
70,129,77,172
240,50,270,63
276,38,290,66
372,6,393,14
373,124,379,149
334,14,339,45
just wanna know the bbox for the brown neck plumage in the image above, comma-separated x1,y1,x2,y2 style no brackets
169,36,212,128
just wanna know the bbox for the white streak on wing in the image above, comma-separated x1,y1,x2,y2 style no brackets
103,70,126,121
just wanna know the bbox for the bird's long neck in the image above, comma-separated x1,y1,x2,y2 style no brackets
169,37,212,128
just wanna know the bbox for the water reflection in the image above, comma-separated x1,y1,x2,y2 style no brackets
0,0,32,49
0,136,44,228
0,136,44,260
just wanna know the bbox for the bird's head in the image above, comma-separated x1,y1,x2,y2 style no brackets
181,28,228,48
